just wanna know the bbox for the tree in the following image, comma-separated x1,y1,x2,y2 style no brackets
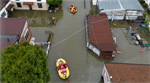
46,0,62,6
0,41,51,83
143,3,148,8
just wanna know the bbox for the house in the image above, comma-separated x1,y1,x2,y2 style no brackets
0,0,14,18
102,63,150,83
86,14,116,58
11,0,48,10
98,0,145,20
0,17,33,50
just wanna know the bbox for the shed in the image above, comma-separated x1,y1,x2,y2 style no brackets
98,0,145,20
86,14,116,58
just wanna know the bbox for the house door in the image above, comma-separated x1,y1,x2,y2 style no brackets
29,5,32,10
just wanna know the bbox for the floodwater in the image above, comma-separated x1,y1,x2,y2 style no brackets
10,0,150,83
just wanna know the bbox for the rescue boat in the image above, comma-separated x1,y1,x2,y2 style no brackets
69,4,77,14
56,58,70,79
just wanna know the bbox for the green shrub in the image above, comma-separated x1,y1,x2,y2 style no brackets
47,33,52,42
143,13,146,18
147,9,150,14
143,3,148,8
8,13,11,17
140,1,145,4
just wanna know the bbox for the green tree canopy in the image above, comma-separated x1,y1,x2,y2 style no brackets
0,41,51,83
47,0,62,5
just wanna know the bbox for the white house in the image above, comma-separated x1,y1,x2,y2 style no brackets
11,0,48,10
98,0,145,20
0,0,14,18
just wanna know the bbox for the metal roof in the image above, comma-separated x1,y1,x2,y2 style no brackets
87,14,116,51
0,18,26,50
98,0,121,10
98,0,144,10
120,0,144,10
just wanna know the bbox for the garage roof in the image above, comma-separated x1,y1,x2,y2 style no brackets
98,0,144,10
87,14,116,51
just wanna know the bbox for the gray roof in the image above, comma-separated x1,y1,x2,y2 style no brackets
98,0,144,10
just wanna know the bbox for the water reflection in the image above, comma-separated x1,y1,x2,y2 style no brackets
10,6,64,28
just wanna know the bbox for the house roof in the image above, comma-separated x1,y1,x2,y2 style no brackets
98,0,144,10
0,0,9,10
87,14,115,51
105,63,150,83
0,18,26,49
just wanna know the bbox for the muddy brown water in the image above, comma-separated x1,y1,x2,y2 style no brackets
10,0,150,83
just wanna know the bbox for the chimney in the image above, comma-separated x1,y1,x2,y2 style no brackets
7,38,9,41
17,33,19,37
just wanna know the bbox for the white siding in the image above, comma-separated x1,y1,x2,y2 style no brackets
102,65,111,83
11,0,46,2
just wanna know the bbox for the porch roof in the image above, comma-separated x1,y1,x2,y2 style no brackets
23,2,34,5
6,4,14,11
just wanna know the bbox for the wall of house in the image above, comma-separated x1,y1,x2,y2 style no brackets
27,26,32,42
125,11,144,20
100,9,126,20
11,0,46,2
100,52,113,58
0,1,11,18
11,1,48,10
102,65,111,83
19,21,28,43
100,9,144,20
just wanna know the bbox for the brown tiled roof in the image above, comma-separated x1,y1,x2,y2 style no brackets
87,14,115,51
0,18,26,50
0,0,9,10
23,2,34,5
6,4,14,11
105,63,150,83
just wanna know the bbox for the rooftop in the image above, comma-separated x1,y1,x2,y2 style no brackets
87,14,115,51
0,0,9,10
105,63,150,83
98,0,144,10
0,18,26,49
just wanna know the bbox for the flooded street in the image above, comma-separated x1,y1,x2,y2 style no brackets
10,0,150,83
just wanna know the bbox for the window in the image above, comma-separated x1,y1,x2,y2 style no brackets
25,31,30,40
37,0,41,1
24,28,30,41
16,3,22,7
1,12,6,18
37,3,42,8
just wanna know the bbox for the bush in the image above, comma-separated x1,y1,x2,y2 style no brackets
140,1,145,4
147,9,150,14
8,13,11,17
143,3,148,8
47,33,52,42
143,13,146,18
